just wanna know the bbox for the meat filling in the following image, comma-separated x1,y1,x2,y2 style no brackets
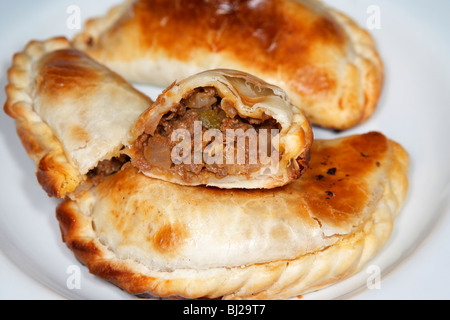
87,154,130,185
133,87,281,182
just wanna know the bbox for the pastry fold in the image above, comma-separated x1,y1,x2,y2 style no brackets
127,69,313,189
56,132,409,300
4,37,153,198
73,0,384,130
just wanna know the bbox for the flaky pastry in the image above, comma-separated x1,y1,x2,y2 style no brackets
128,69,313,189
73,0,384,130
56,132,409,299
4,37,152,198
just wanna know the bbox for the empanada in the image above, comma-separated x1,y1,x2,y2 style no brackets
56,132,409,300
4,37,152,198
127,69,313,189
73,0,383,130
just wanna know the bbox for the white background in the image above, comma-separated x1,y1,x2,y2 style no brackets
0,0,449,300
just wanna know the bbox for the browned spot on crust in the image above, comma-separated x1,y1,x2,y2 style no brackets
36,49,102,102
290,65,335,95
296,131,388,225
70,125,90,142
95,0,346,90
152,223,187,254
312,15,346,43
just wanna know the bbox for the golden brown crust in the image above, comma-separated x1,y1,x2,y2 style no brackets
73,0,384,130
5,37,84,198
4,37,152,198
56,132,409,299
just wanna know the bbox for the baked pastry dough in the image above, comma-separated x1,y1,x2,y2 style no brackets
4,37,152,198
56,132,409,299
73,0,383,130
128,69,313,189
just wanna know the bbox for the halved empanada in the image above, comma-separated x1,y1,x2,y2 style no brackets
56,132,409,300
73,0,383,130
127,69,313,189
4,37,152,198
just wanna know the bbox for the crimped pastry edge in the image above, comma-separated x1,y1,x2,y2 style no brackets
4,37,84,198
55,138,409,300
327,8,384,129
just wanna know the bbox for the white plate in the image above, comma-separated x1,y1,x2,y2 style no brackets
0,0,449,300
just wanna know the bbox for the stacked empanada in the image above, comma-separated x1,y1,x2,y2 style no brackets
73,0,384,130
4,0,409,300
56,132,408,299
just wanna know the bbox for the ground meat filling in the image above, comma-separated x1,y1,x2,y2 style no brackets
134,87,281,182
87,154,130,185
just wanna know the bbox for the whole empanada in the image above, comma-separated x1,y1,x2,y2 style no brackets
73,0,383,130
127,69,313,189
4,37,153,198
56,132,409,300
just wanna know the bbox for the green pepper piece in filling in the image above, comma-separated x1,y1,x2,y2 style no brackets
197,109,224,130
